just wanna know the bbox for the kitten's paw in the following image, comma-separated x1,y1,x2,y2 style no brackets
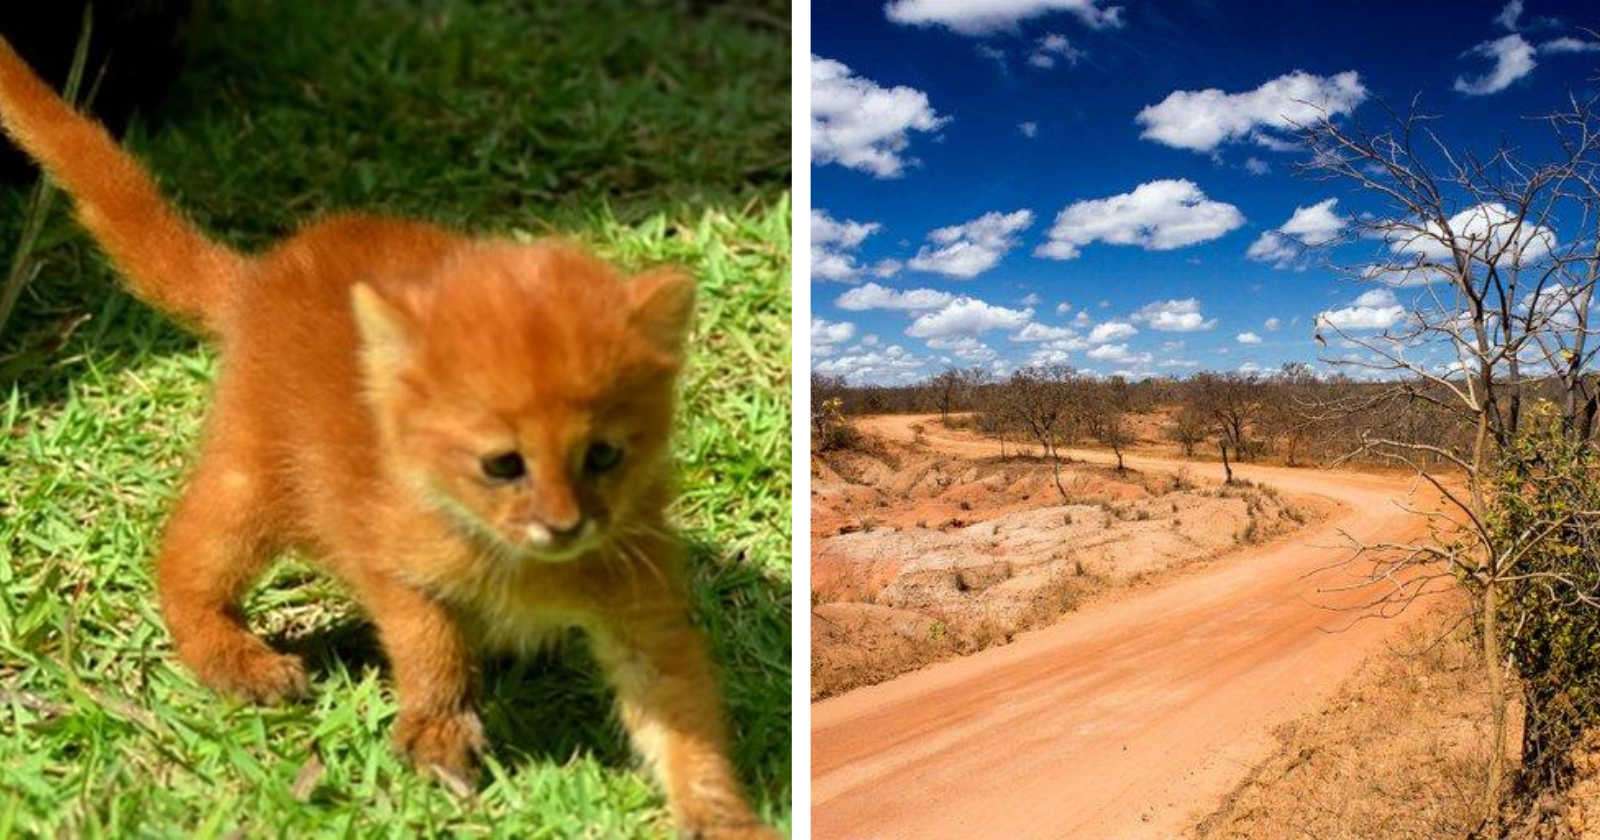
394,709,486,790
196,646,309,705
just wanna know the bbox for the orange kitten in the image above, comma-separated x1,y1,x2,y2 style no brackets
0,38,774,838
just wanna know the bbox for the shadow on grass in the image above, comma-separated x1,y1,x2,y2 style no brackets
275,536,791,811
1,0,788,398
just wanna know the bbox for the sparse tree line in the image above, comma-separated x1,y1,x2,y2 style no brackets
813,364,1498,481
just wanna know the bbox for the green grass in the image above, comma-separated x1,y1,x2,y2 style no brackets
0,1,790,836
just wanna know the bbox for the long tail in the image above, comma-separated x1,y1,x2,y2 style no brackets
0,36,247,333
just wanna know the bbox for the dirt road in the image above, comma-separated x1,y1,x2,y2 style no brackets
813,415,1438,839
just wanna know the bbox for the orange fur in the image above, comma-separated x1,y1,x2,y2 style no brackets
0,38,772,838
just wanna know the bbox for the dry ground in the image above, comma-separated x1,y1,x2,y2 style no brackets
811,418,1319,699
1538,734,1600,838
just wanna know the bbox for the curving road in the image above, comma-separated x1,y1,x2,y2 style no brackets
812,414,1439,839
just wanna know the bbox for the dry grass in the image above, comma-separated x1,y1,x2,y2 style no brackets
1194,597,1495,839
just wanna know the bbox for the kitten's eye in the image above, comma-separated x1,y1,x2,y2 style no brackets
584,442,624,474
480,451,526,482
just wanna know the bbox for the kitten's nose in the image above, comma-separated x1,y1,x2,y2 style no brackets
525,516,589,548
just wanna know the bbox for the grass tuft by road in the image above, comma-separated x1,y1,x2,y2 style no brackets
0,1,790,836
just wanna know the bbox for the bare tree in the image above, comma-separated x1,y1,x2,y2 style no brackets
1090,376,1134,472
1005,365,1078,499
1167,399,1209,457
1300,94,1600,813
1191,371,1264,483
930,368,961,426
1259,363,1320,466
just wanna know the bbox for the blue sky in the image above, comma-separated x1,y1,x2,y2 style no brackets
810,0,1600,384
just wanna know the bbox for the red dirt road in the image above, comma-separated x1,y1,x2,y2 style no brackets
812,415,1437,839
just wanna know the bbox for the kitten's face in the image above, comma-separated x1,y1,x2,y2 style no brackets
352,242,692,563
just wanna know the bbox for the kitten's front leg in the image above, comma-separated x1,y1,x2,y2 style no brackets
592,605,777,839
356,570,484,786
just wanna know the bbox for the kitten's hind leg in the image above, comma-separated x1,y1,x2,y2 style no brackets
156,454,305,704
592,606,776,840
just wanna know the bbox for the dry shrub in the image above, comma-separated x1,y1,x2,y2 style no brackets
1490,428,1600,792
1016,565,1093,627
810,603,944,700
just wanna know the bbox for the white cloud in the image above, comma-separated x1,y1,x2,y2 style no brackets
1028,33,1084,69
834,282,955,311
1244,157,1270,176
1264,317,1282,331
957,345,998,363
906,297,1034,339
1055,301,1073,315
1454,34,1536,95
1246,198,1344,268
1236,331,1263,344
910,210,1034,278
1246,233,1297,267
814,344,926,384
1044,336,1088,351
1374,202,1558,286
1279,198,1344,245
1452,3,1598,94
1036,179,1244,260
872,259,904,278
812,317,857,347
1028,347,1076,366
812,56,948,178
812,209,881,282
1136,70,1367,153
975,43,1006,63
1072,310,1092,326
1086,343,1153,365
1495,0,1522,31
812,210,878,249
1543,36,1600,54
926,336,998,362
1010,322,1079,342
1019,121,1039,138
884,0,1124,35
1019,292,1043,306
1087,320,1137,343
1131,298,1216,332
1415,202,1556,260
1316,289,1406,331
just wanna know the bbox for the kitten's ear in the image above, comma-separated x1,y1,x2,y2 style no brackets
350,282,415,380
628,267,696,357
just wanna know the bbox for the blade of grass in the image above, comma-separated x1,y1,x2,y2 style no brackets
0,4,96,344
